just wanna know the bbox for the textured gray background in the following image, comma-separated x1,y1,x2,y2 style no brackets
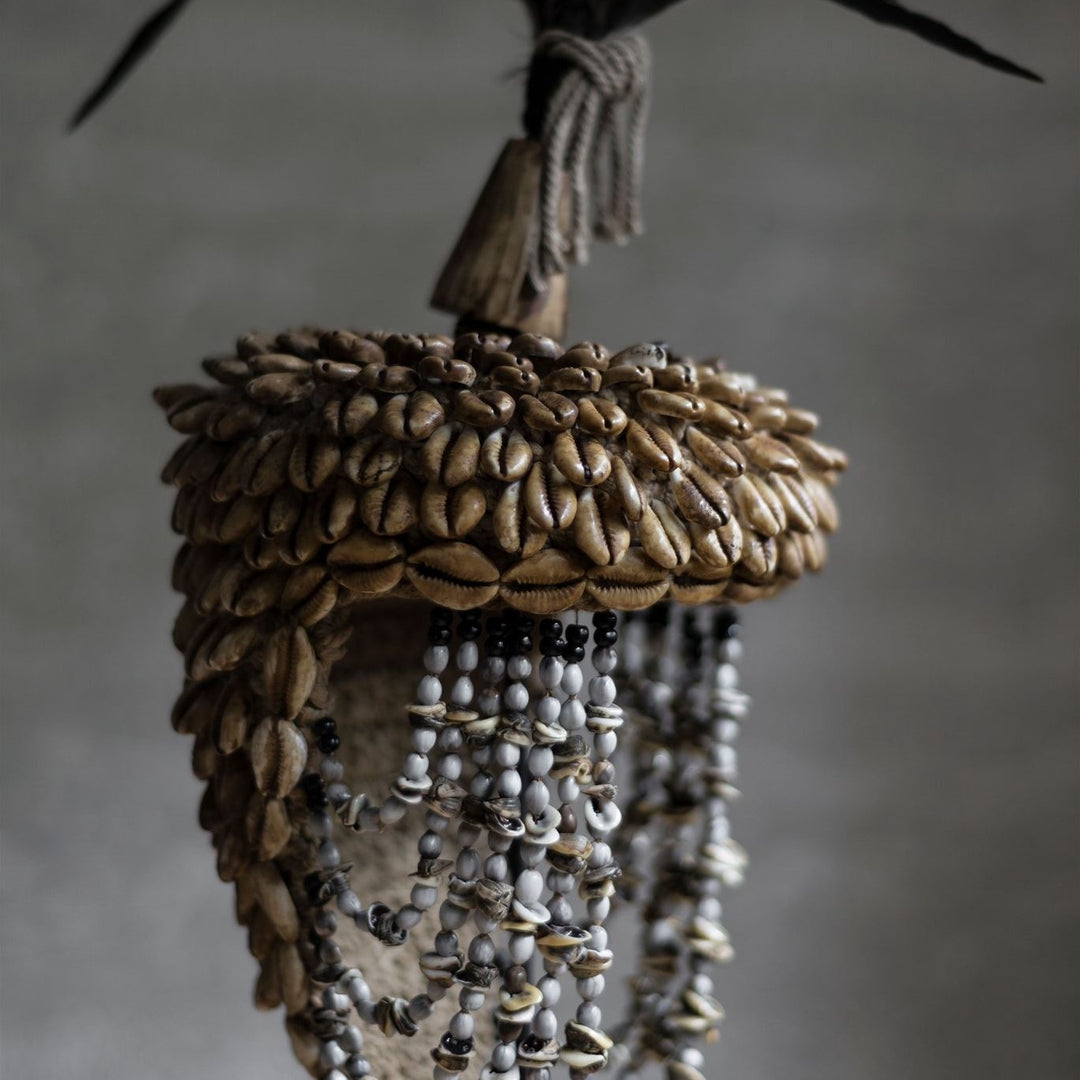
2,1,1077,1077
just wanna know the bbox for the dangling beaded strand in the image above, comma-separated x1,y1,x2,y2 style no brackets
562,611,622,1078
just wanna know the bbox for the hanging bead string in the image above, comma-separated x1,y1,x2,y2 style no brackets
483,635,533,1078
538,621,590,1076
562,611,622,1077
660,610,748,1080
431,612,531,1079
611,606,701,1077
482,615,558,1078
297,729,375,1080
640,610,711,1069
412,608,470,1007
612,607,749,1080
515,615,562,1079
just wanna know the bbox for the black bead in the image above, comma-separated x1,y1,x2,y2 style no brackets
539,618,563,636
593,628,618,647
713,608,739,639
593,611,617,629
312,718,337,737
566,625,589,645
539,634,561,656
431,607,453,626
486,640,506,658
510,634,532,653
317,733,341,754
486,616,507,634
563,644,586,663
459,622,482,641
306,790,329,810
441,1034,474,1056
428,626,451,645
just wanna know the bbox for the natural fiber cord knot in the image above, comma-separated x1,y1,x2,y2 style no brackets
528,29,652,289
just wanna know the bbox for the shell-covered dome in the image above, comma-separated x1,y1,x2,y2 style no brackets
157,327,846,617
156,325,846,1080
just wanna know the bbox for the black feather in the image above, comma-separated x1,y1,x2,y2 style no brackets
68,0,193,130
827,0,1042,81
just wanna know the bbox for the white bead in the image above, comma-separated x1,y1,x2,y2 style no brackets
456,641,479,671
533,1008,557,1040
424,645,450,674
594,731,616,757
698,896,723,922
396,904,422,929
441,754,462,781
469,772,493,798
439,727,463,750
592,646,617,674
404,753,429,780
411,728,437,753
536,695,560,723
523,781,549,814
504,683,529,711
438,902,468,930
717,662,739,690
588,898,611,923
719,638,743,663
479,656,505,683
411,884,438,909
507,655,532,680
546,870,574,894
476,689,501,716
498,770,522,797
457,849,480,879
508,932,535,963
576,1002,602,1027
515,869,544,904
558,777,579,802
450,1011,475,1039
589,675,617,706
451,675,474,707
320,758,344,782
560,663,583,695
418,675,443,706
539,975,561,1005
560,698,586,730
539,655,564,689
527,747,553,776
494,741,520,768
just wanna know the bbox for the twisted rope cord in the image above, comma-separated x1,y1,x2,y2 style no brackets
529,30,652,288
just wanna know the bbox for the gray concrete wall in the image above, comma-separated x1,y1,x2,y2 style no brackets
2,2,1076,1077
